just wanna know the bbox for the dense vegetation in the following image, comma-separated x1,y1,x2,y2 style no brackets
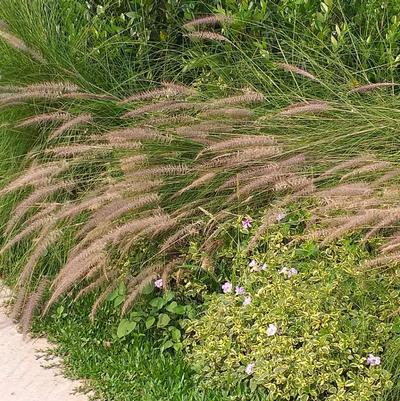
0,1,399,400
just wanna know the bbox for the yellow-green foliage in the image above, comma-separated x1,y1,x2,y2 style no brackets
186,232,397,401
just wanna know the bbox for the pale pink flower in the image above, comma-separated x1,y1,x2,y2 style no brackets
249,259,257,267
267,323,277,336
241,217,252,230
366,354,381,366
276,212,286,222
279,266,298,278
222,281,233,293
243,296,252,306
154,278,163,288
279,266,289,275
249,259,259,272
245,362,255,375
235,286,246,295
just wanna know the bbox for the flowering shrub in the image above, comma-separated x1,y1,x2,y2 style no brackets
185,231,397,401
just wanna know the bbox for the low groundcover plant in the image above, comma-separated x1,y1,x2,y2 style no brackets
185,229,397,401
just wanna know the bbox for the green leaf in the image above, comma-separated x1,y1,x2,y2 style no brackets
163,291,175,303
162,340,173,351
107,287,119,301
173,305,186,315
118,281,126,296
145,316,156,329
108,281,126,302
157,313,171,328
141,283,154,295
117,319,136,338
393,317,400,334
166,301,178,313
173,343,182,352
150,297,165,310
171,327,181,342
129,310,145,318
249,379,258,392
114,295,125,308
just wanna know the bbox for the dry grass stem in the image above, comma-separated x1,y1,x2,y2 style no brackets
183,15,233,29
210,90,264,107
175,172,216,196
276,62,318,81
21,277,49,336
16,112,71,128
199,107,253,119
348,82,398,94
340,161,391,181
279,100,329,116
0,162,68,196
123,100,196,118
120,82,194,104
5,181,71,235
0,28,45,62
186,31,229,42
48,113,93,140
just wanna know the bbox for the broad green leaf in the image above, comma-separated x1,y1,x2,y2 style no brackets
150,297,165,310
163,291,175,303
173,343,182,352
114,295,125,308
166,301,178,313
250,379,258,392
107,287,119,301
145,316,156,329
171,327,181,342
173,305,186,315
142,283,154,295
157,313,171,328
118,281,126,296
393,317,400,334
162,340,173,351
129,310,145,318
117,319,136,338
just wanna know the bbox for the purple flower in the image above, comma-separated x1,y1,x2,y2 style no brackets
245,362,255,375
243,296,252,306
235,286,246,295
222,281,233,294
366,354,381,366
154,278,163,289
260,263,267,271
241,217,252,230
266,323,277,336
276,212,286,222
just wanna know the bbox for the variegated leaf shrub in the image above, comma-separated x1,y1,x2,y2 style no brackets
185,222,398,401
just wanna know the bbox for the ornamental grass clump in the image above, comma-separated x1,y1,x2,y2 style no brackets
0,76,315,329
185,230,396,401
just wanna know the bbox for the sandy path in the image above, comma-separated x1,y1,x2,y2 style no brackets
0,285,90,401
